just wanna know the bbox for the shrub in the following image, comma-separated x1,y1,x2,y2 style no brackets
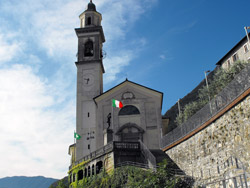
73,160,193,188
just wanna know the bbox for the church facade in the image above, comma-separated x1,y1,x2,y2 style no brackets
68,1,164,187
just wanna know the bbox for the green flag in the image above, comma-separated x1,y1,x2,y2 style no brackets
74,132,81,140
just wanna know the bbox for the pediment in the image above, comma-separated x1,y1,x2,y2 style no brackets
94,79,163,105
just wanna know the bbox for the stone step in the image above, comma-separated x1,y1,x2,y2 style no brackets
150,149,169,164
150,149,185,175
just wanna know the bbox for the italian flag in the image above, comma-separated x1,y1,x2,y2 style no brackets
112,99,123,108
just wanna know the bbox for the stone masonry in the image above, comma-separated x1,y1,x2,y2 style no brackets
166,94,250,186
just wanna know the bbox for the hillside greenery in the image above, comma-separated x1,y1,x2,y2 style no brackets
49,176,68,188
51,160,193,188
175,60,247,126
0,176,58,188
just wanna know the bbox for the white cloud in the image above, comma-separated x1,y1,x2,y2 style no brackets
0,0,81,59
104,51,133,84
0,65,75,178
0,0,158,179
168,20,197,34
30,0,82,57
100,0,157,83
159,54,166,60
159,50,174,62
1,0,157,67
0,32,23,64
101,0,156,42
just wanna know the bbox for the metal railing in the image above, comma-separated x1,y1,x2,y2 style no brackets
139,140,157,170
70,141,141,169
114,141,140,151
70,142,114,169
161,63,250,149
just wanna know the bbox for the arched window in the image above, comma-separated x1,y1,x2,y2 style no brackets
78,170,83,180
87,17,91,25
84,40,94,57
92,164,95,176
116,123,144,142
84,168,87,177
118,105,140,116
96,161,103,174
88,166,90,177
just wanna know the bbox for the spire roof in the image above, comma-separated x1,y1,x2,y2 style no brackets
87,0,96,11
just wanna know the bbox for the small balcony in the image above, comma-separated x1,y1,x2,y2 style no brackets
113,141,140,151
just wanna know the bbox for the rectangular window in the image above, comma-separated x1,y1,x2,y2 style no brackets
88,112,90,117
232,53,239,62
244,44,249,53
88,144,90,149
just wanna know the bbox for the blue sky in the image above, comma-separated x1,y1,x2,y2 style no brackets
0,0,249,179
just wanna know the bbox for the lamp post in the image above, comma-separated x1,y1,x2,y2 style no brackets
204,70,212,115
177,99,181,116
244,26,250,47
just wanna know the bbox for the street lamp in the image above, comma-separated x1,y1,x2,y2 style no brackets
177,99,181,116
204,70,212,115
244,26,250,47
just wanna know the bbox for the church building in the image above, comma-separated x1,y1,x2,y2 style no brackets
68,1,165,186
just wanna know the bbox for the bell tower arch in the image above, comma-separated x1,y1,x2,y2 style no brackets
75,0,105,160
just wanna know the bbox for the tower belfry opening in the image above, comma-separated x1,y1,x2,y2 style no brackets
87,17,91,25
84,40,94,56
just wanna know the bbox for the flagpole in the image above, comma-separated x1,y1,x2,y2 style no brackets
74,130,76,164
111,100,114,130
89,127,91,154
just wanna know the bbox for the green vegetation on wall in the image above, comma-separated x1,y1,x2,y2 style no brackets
68,160,90,188
57,160,193,188
175,61,247,126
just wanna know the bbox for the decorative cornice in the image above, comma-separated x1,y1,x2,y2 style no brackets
75,27,105,42
75,60,105,73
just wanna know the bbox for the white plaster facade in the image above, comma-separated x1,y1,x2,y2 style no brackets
94,80,163,150
217,34,250,69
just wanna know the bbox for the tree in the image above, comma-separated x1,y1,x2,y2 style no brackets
49,177,68,188
175,61,246,126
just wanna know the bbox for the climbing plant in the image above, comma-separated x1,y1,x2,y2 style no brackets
71,160,193,188
51,159,194,188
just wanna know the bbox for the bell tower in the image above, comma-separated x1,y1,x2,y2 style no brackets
75,0,105,160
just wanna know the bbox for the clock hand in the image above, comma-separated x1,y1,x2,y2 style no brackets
84,78,90,84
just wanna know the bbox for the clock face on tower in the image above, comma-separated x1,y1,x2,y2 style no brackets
82,73,95,88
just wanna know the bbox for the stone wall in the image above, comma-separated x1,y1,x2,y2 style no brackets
165,94,250,186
